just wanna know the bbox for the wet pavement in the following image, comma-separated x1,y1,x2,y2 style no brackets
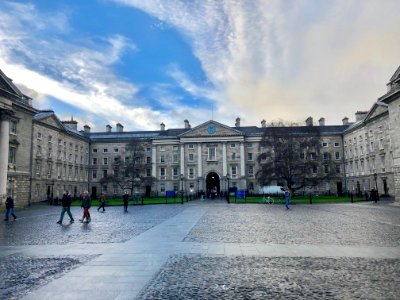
0,200,399,299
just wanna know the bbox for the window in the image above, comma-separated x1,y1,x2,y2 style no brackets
323,152,329,160
8,148,16,164
247,143,253,148
322,142,328,147
173,167,178,177
300,152,305,160
248,166,254,176
335,152,340,160
114,157,120,163
310,153,316,160
247,153,253,161
188,167,194,179
146,156,151,164
103,170,108,178
69,153,72,162
173,146,179,151
48,148,52,158
208,147,216,160
37,132,42,140
336,165,341,174
231,166,237,178
147,147,151,152
93,148,98,153
334,142,340,147
173,154,178,163
160,183,165,193
114,148,119,153
103,148,108,153
231,152,236,160
312,166,317,174
37,145,42,155
189,153,194,161
188,144,194,149
230,143,236,148
146,168,151,177
10,120,17,134
160,146,165,151
103,158,108,165
36,163,41,175
324,165,329,174
160,154,165,163
160,167,166,178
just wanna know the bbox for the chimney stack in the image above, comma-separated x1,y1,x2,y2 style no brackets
83,125,91,133
318,117,325,126
184,119,190,129
160,123,165,131
116,123,123,132
305,117,313,126
342,117,349,125
106,125,112,133
62,116,78,130
235,117,241,127
261,119,266,128
355,111,368,122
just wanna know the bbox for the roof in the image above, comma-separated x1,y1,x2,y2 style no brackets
0,69,32,105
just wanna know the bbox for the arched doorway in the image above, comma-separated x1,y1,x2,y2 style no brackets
206,172,220,199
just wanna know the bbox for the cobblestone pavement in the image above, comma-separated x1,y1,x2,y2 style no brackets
0,204,185,245
0,254,96,299
184,202,400,246
0,201,399,299
137,255,400,300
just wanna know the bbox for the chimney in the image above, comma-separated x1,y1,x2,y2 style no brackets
106,125,112,133
160,123,165,131
261,119,266,128
116,123,123,132
62,116,78,130
318,117,325,126
355,111,368,122
83,125,91,133
342,117,349,125
305,117,313,126
184,119,190,129
235,117,241,127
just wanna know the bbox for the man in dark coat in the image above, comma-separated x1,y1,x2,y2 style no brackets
57,191,74,224
79,191,91,223
123,192,129,212
4,195,17,221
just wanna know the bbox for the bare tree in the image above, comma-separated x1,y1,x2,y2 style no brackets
100,141,154,196
256,124,336,194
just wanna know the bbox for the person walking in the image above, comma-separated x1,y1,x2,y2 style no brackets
57,191,74,224
123,192,129,212
98,193,106,212
4,195,17,221
284,188,291,210
79,191,91,223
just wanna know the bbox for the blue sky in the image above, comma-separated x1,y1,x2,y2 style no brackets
1,0,399,131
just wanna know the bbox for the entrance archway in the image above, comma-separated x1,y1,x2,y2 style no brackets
206,172,220,199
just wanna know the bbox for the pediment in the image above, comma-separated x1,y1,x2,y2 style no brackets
179,120,243,138
36,114,65,131
364,103,388,123
0,69,23,97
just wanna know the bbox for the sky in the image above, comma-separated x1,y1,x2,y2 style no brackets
1,0,399,132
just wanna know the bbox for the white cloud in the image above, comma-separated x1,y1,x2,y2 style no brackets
114,0,400,125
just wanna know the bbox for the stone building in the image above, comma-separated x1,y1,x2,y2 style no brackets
343,66,400,199
1,66,399,206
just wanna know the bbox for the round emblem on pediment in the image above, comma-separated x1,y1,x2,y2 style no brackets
207,125,216,134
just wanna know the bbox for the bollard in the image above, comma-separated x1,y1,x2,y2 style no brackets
141,196,144,206
309,195,312,204
351,193,353,203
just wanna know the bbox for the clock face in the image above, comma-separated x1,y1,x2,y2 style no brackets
207,125,216,134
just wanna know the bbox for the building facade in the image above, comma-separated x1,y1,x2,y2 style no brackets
1,66,399,206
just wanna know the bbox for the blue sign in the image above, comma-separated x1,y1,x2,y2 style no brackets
166,190,175,197
236,189,246,199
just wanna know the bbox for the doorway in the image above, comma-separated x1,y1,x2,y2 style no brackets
91,186,97,199
206,172,220,199
336,182,343,195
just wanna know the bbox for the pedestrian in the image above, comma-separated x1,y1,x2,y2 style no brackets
4,195,17,221
98,193,106,212
79,191,91,223
284,188,291,210
57,191,74,224
123,191,129,212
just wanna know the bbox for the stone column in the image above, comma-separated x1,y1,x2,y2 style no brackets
151,146,157,177
240,142,245,176
180,144,185,176
222,143,227,176
0,113,10,204
197,143,202,177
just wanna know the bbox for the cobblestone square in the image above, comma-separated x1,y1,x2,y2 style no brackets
0,201,399,299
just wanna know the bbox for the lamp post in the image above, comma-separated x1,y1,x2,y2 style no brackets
197,177,200,198
373,172,379,202
226,173,230,203
51,179,55,203
180,174,184,204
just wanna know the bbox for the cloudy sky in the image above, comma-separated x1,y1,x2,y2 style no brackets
1,0,399,131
